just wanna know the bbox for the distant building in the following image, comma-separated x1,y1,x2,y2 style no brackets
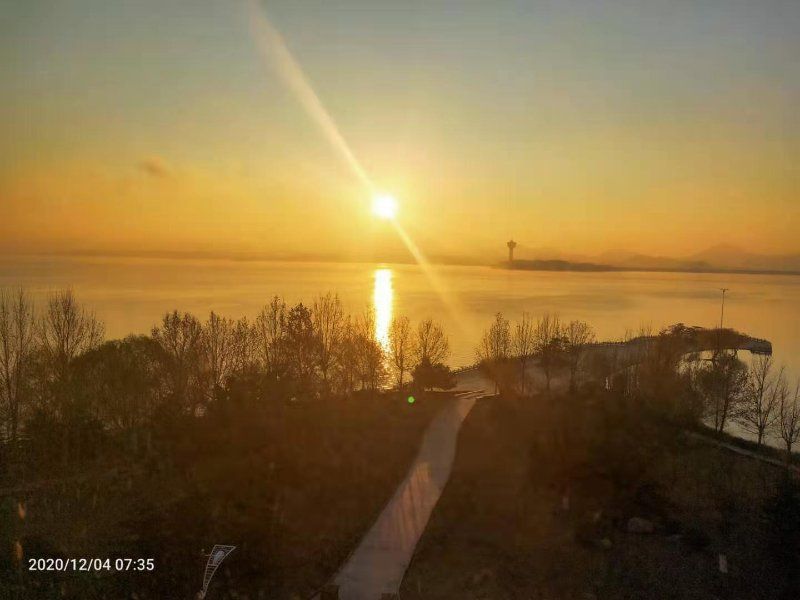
507,239,517,263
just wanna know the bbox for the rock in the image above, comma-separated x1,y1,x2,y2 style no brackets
626,516,655,534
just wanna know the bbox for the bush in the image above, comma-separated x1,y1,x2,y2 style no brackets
412,359,455,391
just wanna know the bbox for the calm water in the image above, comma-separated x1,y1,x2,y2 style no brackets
2,256,800,377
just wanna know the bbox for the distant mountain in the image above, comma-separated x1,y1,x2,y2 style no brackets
595,250,711,271
687,245,800,273
509,244,800,275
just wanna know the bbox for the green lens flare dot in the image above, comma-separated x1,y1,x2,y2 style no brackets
407,396,415,404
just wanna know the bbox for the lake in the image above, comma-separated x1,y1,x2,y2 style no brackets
2,256,799,376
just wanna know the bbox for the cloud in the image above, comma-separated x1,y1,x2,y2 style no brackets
138,156,171,179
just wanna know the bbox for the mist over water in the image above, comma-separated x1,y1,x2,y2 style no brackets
2,256,799,379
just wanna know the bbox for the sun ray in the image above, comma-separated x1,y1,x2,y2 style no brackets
245,1,464,332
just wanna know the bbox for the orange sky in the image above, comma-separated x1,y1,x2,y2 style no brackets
2,1,798,263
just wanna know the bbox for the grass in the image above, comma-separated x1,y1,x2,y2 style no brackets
400,392,790,600
0,392,446,599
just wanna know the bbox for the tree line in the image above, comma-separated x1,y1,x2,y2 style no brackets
475,313,800,460
0,288,453,468
475,312,595,394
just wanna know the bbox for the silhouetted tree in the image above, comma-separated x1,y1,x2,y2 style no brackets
414,318,450,367
389,315,413,389
38,289,104,382
201,312,254,398
534,313,565,391
151,310,202,412
284,303,317,391
0,289,35,443
695,352,748,433
777,378,800,461
738,356,782,447
254,296,288,378
312,292,344,388
476,313,512,394
354,309,385,392
336,314,360,395
71,335,164,453
512,312,536,395
412,359,455,392
564,320,595,392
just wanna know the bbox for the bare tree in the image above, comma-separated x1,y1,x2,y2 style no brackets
0,289,35,442
777,378,800,461
355,309,385,392
201,311,242,394
534,313,564,391
738,356,782,447
254,296,287,375
336,314,360,395
388,315,413,389
414,318,450,367
696,352,748,433
512,312,536,395
151,310,203,407
39,289,104,380
230,317,256,373
476,313,512,393
312,292,344,387
564,320,595,392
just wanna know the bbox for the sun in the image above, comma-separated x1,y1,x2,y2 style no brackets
372,194,398,220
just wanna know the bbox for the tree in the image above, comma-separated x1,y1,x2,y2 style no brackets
70,335,164,452
695,352,748,433
534,313,565,391
777,378,800,461
151,310,203,410
354,309,385,392
564,320,595,392
201,312,252,396
0,289,35,443
476,313,512,393
738,356,782,447
388,316,413,389
512,313,536,395
412,359,455,392
284,303,318,389
336,314,360,395
38,289,104,381
414,318,450,367
254,296,287,377
312,293,344,387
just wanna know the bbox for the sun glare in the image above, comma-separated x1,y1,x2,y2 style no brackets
372,194,398,220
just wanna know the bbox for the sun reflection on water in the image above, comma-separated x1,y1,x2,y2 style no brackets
373,268,393,352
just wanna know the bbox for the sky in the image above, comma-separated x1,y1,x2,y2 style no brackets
2,0,799,263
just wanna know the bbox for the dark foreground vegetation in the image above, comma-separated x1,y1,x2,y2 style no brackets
0,288,455,598
402,387,800,600
402,314,800,599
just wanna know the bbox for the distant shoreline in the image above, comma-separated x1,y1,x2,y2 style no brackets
3,252,800,277
499,259,800,277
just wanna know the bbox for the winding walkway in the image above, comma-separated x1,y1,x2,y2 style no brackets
329,390,481,600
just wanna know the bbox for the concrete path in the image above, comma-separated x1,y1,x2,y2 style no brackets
330,391,481,600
